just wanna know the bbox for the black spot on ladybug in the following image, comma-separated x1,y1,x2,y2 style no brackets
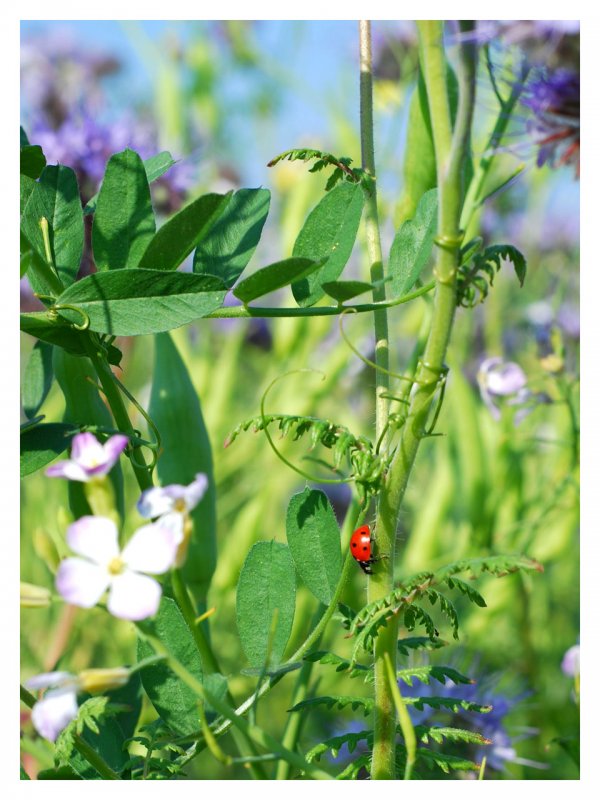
362,545,368,551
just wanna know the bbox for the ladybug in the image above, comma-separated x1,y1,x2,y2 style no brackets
350,524,376,574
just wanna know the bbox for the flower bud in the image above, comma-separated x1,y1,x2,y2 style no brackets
77,667,130,694
20,582,51,608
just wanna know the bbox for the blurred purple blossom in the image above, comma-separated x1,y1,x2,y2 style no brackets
400,667,547,773
561,644,580,678
521,69,580,177
477,356,550,424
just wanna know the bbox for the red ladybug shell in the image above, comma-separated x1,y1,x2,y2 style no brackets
350,525,374,574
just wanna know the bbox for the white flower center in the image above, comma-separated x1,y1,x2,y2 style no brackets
107,556,125,576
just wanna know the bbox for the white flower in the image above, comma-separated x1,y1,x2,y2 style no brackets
25,667,131,742
137,473,208,519
561,644,580,677
56,515,183,620
46,432,128,482
25,672,79,742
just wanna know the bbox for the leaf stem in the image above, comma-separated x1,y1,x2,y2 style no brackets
82,333,153,492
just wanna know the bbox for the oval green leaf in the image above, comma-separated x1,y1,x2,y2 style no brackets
84,150,176,215
20,422,75,477
236,541,296,668
55,270,227,336
137,597,204,736
138,192,231,271
389,188,438,297
194,187,270,287
291,182,364,307
233,257,324,304
92,148,156,271
321,280,375,303
286,488,342,604
20,164,84,287
150,333,217,607
20,144,46,179
22,340,54,420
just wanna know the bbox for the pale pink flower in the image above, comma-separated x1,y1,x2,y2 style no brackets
46,432,128,482
56,515,183,620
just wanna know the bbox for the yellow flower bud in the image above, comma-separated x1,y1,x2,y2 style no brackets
77,667,130,694
20,582,51,608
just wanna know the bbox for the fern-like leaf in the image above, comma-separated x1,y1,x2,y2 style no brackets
224,413,384,500
397,635,448,655
267,147,372,192
396,665,474,688
288,695,374,716
457,243,527,307
303,651,372,680
414,725,491,746
306,729,371,763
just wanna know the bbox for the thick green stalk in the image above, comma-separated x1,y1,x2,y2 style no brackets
369,20,477,780
359,19,397,781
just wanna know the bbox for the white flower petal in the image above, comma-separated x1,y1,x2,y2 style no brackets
101,434,129,465
137,486,176,518
31,688,79,742
25,671,74,691
66,516,120,565
183,473,208,510
107,572,162,620
55,558,110,608
121,517,183,574
45,460,90,482
71,432,106,468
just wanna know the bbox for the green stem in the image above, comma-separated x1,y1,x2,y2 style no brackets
204,280,435,318
358,18,397,781
368,20,477,781
460,64,529,232
82,333,153,492
20,685,121,780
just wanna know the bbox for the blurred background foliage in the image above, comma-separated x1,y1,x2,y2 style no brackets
20,21,579,779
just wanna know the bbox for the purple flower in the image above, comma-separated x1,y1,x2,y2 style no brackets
56,514,183,620
46,432,128,482
477,357,549,424
521,69,580,177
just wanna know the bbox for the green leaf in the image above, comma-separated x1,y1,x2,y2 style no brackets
20,126,30,146
389,188,438,296
22,340,54,419
236,541,296,668
138,192,231,271
55,270,227,336
150,333,217,606
193,187,270,287
289,695,374,716
397,636,448,655
291,182,364,307
321,280,375,302
396,665,474,688
37,766,82,780
92,149,156,271
233,257,324,304
285,488,342,604
20,174,35,216
397,65,459,221
20,144,46,179
20,422,75,477
83,150,177,215
137,597,204,736
20,312,121,365
20,164,84,287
